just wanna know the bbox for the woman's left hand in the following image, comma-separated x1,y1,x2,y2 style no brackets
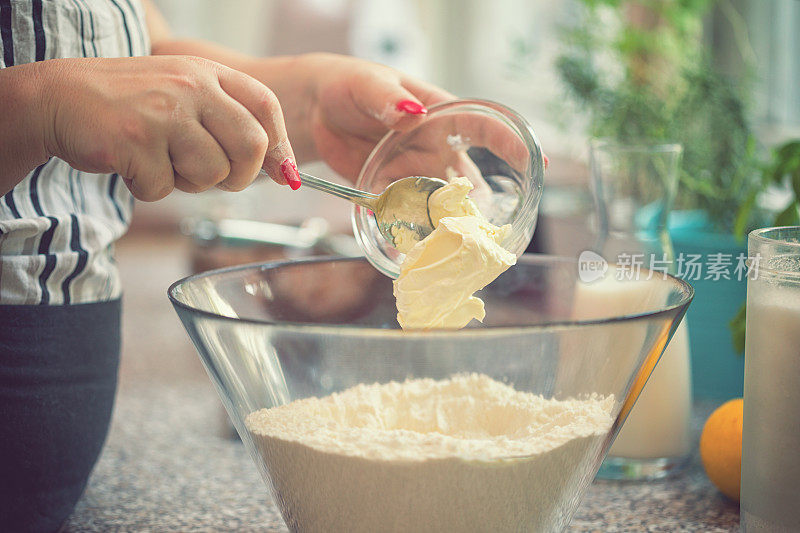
281,53,455,180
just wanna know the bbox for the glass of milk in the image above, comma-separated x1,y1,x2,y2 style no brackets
741,226,800,532
589,140,693,480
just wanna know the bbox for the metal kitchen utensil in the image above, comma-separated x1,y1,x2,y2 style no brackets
260,169,446,251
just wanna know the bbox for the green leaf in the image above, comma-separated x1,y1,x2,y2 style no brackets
770,156,799,185
793,167,800,203
556,56,601,102
729,302,747,356
776,140,800,161
680,171,722,197
774,202,800,227
733,189,758,241
769,141,800,184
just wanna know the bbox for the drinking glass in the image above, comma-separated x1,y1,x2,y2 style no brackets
741,226,800,532
590,140,693,480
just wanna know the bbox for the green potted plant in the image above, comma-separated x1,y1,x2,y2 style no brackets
554,0,766,399
730,139,800,353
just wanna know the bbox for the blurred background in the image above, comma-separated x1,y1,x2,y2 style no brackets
123,0,800,400
139,0,800,235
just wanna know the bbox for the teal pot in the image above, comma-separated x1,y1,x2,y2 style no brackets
670,210,746,400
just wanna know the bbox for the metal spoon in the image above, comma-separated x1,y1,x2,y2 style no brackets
260,169,446,251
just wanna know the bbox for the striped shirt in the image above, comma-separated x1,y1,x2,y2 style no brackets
0,0,148,305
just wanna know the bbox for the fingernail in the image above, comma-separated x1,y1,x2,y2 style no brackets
543,154,549,170
396,100,427,115
280,158,302,190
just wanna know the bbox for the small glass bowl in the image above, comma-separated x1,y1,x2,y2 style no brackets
352,99,545,278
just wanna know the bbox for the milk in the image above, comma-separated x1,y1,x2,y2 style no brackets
741,296,800,531
609,321,691,458
571,271,692,460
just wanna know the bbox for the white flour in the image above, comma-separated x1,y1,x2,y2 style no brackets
245,374,613,533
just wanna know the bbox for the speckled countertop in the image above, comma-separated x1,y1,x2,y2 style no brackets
63,234,740,532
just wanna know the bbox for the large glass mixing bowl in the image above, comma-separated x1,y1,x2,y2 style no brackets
168,256,692,532
353,99,544,277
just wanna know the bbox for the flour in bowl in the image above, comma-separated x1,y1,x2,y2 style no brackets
245,374,614,533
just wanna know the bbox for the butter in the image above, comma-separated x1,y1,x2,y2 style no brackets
389,225,419,255
427,176,483,223
393,177,516,329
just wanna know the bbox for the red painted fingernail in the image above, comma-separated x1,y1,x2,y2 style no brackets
396,100,427,115
544,154,549,170
280,158,302,190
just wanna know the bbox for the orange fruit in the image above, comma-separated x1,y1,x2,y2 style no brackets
700,398,743,501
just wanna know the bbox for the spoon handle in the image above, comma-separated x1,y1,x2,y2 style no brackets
259,169,378,210
299,173,378,206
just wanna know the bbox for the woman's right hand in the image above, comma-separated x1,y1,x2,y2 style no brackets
39,55,299,200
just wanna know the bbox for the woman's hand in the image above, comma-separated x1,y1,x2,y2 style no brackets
291,53,456,180
40,55,300,200
249,53,545,184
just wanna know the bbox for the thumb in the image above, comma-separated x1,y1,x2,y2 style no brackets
351,74,429,130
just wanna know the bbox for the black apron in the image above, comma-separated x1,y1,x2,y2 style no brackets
0,300,121,533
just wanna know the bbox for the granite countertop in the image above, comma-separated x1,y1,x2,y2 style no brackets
64,381,740,532
64,234,741,532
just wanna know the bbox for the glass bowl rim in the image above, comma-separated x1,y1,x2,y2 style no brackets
167,255,694,336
